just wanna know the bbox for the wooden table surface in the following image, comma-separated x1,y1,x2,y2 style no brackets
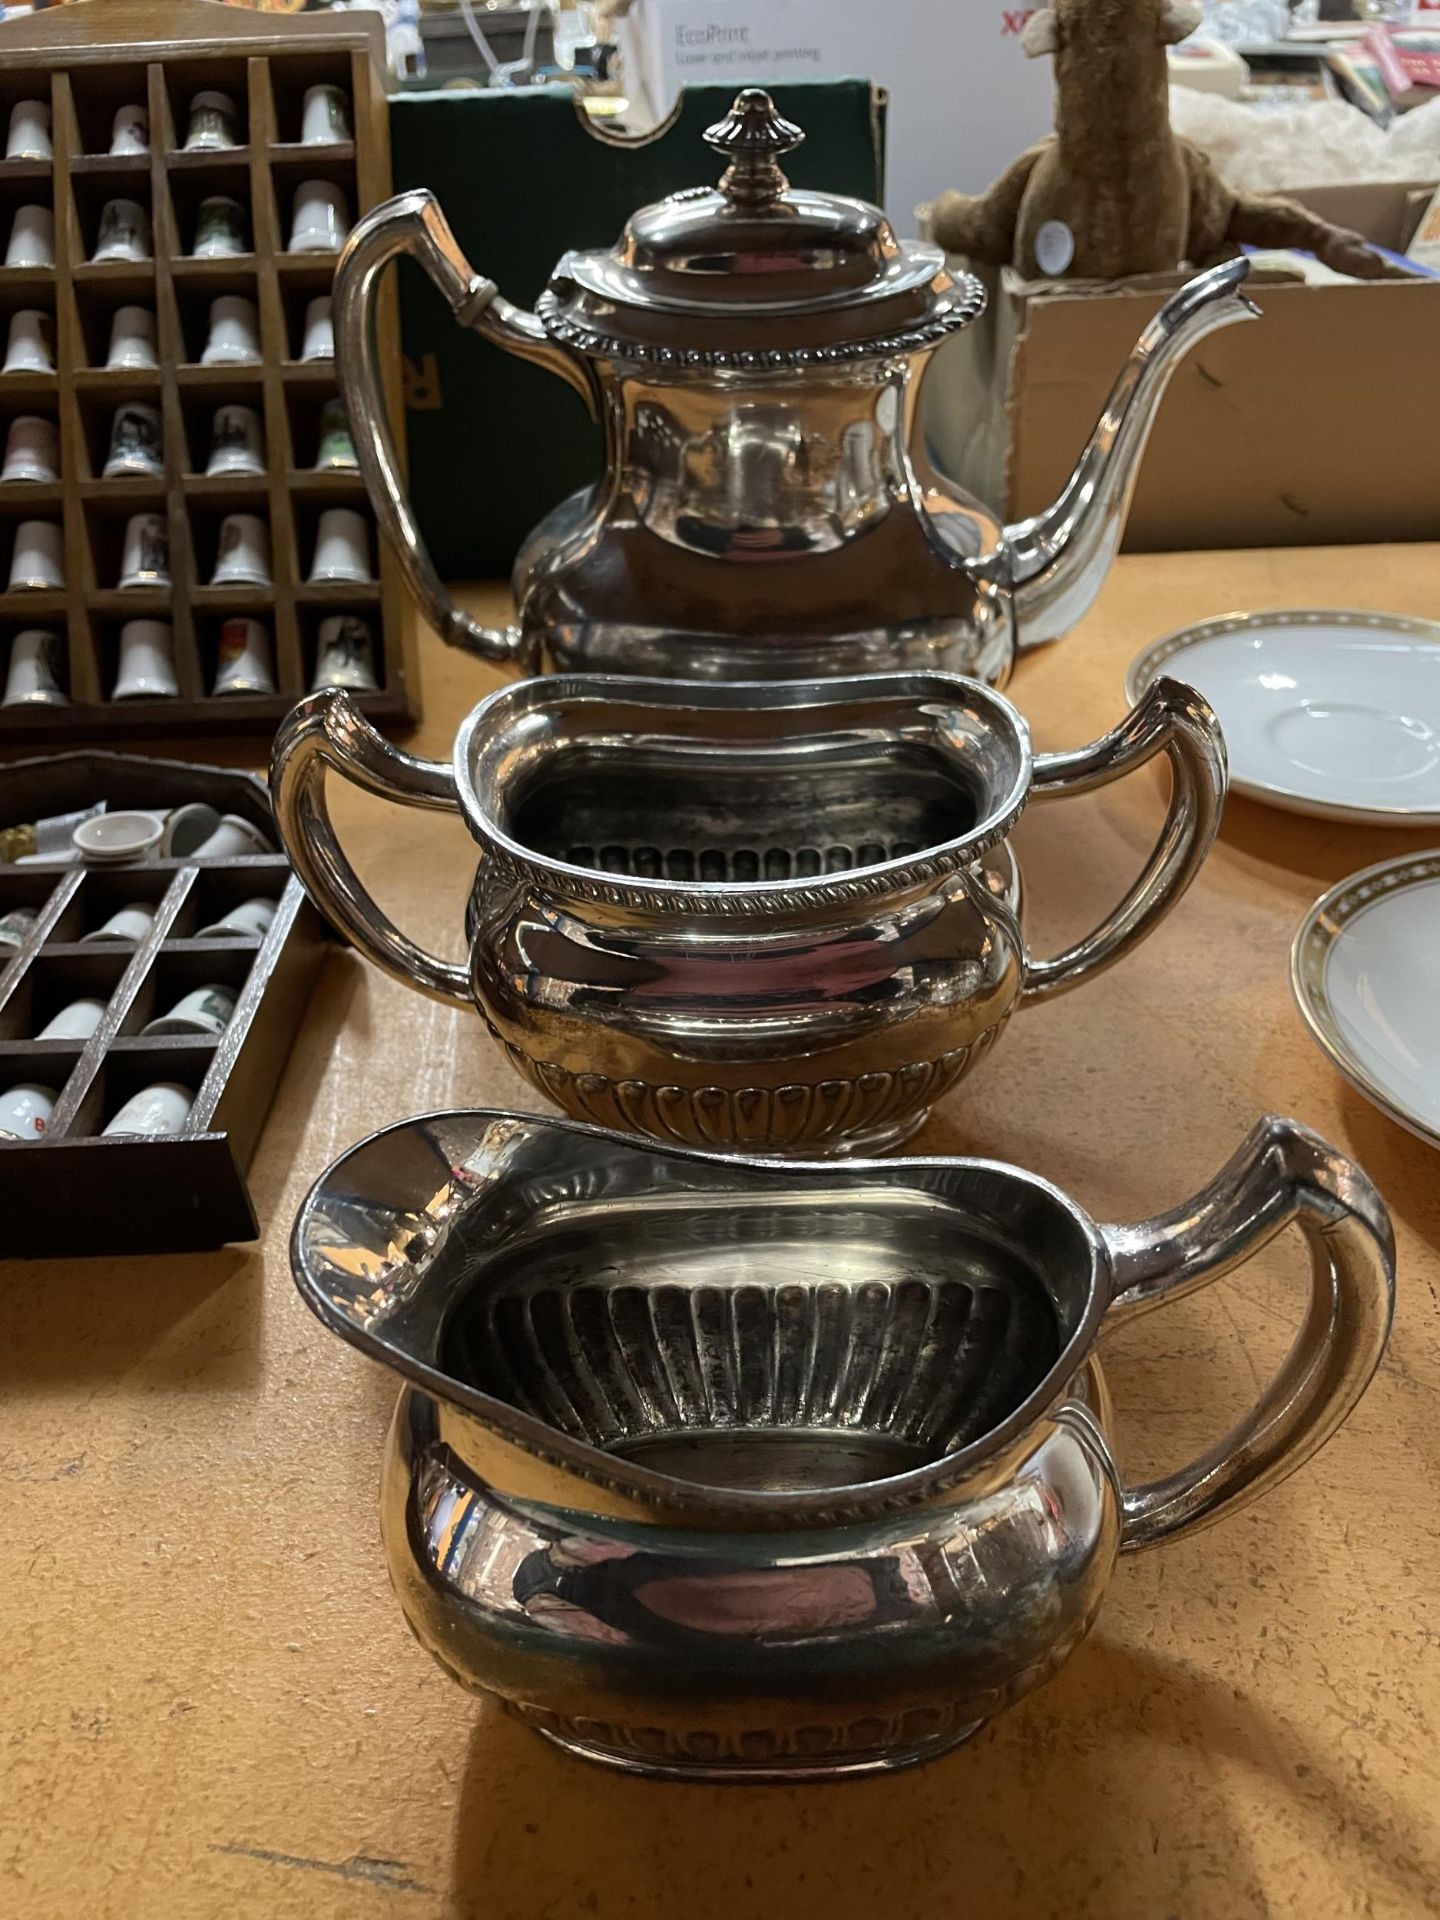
6,547,1439,1920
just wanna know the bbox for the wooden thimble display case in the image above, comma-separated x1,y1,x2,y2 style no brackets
0,751,328,1256
0,0,414,742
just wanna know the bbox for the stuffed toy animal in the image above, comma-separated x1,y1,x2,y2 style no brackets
928,0,1403,281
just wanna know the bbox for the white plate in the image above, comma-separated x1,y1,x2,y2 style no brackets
1127,609,1440,824
1292,851,1440,1149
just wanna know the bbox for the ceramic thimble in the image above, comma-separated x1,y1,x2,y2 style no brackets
119,511,170,589
3,309,52,375
212,617,276,696
301,84,350,146
289,179,349,254
211,512,271,588
0,905,38,951
104,400,164,478
1,415,59,484
3,628,66,706
309,507,370,584
7,204,53,268
110,104,149,156
106,305,158,372
194,895,276,940
6,99,51,161
193,195,247,259
82,903,155,944
300,296,334,363
144,984,236,1039
0,1082,58,1142
103,1082,193,1137
93,197,151,264
314,396,358,471
190,813,271,859
312,614,379,692
9,518,63,589
184,89,239,153
38,998,106,1042
113,618,179,700
161,803,221,860
206,403,266,478
200,294,260,367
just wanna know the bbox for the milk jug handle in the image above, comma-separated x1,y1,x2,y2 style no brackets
1101,1115,1394,1553
270,689,471,1007
1021,677,1225,1002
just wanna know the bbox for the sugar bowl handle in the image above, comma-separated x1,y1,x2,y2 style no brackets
1101,1116,1394,1553
271,689,471,1007
334,190,587,670
1021,677,1225,1002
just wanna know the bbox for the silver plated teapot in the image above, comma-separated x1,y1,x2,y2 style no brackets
334,89,1259,684
291,1109,1393,1782
272,670,1224,1157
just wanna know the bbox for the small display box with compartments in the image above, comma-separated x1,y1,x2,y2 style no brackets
0,750,328,1255
0,0,414,743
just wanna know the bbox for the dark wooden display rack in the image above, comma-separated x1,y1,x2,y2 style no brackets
0,751,328,1255
0,0,415,743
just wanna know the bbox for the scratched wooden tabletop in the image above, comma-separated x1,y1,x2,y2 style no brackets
4,547,1438,1920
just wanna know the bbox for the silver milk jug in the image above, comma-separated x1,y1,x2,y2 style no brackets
291,1109,1393,1782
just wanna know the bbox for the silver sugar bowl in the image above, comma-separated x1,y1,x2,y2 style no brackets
290,1108,1394,1782
334,88,1258,684
272,670,1224,1157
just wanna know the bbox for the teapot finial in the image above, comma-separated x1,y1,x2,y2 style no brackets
705,89,804,210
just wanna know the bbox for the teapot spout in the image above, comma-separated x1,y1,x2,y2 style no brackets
1001,259,1259,652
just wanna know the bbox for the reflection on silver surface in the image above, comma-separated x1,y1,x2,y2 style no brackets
291,1109,1393,1781
273,672,1225,1156
333,90,1259,685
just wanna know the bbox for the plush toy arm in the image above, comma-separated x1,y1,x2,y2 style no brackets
926,145,1046,266
1180,141,1411,281
1223,189,1413,282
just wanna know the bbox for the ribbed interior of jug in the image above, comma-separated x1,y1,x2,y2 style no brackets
438,1189,1078,1494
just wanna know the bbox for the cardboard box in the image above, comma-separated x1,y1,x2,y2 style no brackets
923,183,1440,551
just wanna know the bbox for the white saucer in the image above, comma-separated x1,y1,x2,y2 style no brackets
1292,851,1440,1149
1127,610,1440,824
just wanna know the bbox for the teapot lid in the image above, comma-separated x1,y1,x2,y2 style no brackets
537,89,985,368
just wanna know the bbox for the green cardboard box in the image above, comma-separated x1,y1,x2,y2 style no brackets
390,81,885,581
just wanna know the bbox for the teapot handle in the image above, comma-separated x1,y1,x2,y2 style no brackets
270,689,471,1007
1100,1116,1394,1553
1020,677,1225,1002
334,190,590,670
